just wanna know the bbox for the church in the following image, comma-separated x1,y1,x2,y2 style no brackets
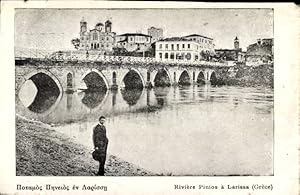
79,18,116,54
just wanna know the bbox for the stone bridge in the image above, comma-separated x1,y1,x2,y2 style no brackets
15,58,230,96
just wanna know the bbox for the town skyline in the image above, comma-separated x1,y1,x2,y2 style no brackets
15,8,273,52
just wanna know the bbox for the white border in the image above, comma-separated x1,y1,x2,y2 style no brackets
0,1,299,194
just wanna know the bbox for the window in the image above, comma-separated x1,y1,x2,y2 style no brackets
147,72,150,82
93,33,97,40
130,37,133,41
174,72,176,81
67,73,73,88
177,44,179,50
107,37,109,41
106,44,109,47
171,44,174,50
159,53,162,59
101,44,104,48
159,44,162,49
165,44,168,49
182,44,185,49
170,53,174,59
188,44,190,49
165,53,168,59
112,72,117,85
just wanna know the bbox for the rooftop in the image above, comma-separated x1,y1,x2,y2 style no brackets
117,33,151,37
184,34,213,40
158,37,190,42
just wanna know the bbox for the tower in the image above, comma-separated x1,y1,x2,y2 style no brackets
105,20,112,33
234,36,239,50
80,18,87,34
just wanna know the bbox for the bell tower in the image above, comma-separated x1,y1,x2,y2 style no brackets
80,17,87,34
234,36,239,50
105,20,112,33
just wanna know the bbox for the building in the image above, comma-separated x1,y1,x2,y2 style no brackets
155,37,208,62
245,38,273,66
115,33,152,52
215,37,245,63
183,34,215,53
79,18,116,54
148,27,163,43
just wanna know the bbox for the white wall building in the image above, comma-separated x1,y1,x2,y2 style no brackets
155,37,209,62
183,34,215,53
115,33,152,52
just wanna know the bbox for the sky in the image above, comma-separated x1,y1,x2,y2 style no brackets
15,8,273,51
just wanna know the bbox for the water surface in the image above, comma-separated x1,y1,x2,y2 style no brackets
17,84,273,175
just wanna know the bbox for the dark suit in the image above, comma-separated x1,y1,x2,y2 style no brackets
92,123,109,175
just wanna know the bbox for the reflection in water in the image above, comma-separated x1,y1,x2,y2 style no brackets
66,93,72,110
16,84,273,175
111,89,117,107
28,91,59,113
81,90,107,109
121,88,143,106
153,87,170,107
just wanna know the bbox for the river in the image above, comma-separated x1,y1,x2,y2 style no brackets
16,82,273,176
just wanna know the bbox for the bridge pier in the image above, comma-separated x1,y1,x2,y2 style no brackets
145,81,153,89
110,84,119,90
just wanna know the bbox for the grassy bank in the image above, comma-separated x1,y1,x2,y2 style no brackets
215,64,274,88
16,116,156,176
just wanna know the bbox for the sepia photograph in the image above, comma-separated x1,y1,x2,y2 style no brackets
14,8,275,177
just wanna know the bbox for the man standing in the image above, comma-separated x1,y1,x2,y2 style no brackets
92,116,109,176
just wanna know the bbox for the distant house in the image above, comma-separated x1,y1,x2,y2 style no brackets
115,33,152,52
215,37,245,63
148,27,163,43
245,38,273,66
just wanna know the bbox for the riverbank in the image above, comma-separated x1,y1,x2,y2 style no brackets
215,64,273,88
16,116,156,176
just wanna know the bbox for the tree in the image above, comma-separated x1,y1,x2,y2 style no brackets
112,47,128,56
71,38,80,50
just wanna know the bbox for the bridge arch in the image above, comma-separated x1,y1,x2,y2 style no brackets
152,67,172,87
178,69,192,85
120,68,145,89
81,68,109,90
209,71,218,85
19,69,63,95
18,69,63,115
196,71,206,84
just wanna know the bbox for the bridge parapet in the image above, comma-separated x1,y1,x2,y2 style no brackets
15,47,229,67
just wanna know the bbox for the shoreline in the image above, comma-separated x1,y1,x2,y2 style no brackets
16,115,156,176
